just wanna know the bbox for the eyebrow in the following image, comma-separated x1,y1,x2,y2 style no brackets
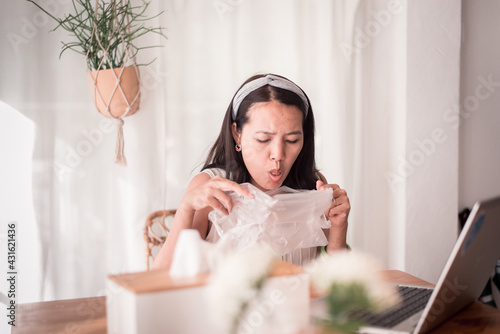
256,131,303,136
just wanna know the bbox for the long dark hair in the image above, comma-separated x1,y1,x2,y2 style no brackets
203,74,319,190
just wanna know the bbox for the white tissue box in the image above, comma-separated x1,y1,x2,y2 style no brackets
106,262,310,334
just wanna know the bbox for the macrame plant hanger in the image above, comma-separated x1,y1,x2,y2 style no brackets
86,0,141,166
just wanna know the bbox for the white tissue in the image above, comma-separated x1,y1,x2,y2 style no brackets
208,183,333,256
169,184,333,277
169,229,213,278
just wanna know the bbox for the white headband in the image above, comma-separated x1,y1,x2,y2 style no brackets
232,74,309,120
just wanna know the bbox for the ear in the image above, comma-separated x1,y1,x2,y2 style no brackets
231,122,241,144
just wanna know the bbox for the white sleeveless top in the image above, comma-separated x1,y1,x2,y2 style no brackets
202,168,320,266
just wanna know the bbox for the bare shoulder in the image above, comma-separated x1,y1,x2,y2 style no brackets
187,172,212,191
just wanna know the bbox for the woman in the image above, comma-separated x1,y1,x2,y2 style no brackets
153,74,350,270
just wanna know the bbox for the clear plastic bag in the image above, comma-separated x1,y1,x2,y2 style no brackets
208,183,333,256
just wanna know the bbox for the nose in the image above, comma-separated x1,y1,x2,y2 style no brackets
270,140,285,163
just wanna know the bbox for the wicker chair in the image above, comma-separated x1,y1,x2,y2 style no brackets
144,209,176,270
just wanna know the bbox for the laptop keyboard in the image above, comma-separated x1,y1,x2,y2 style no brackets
350,286,433,328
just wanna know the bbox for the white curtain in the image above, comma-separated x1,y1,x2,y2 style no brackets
1,0,167,301
0,0,405,302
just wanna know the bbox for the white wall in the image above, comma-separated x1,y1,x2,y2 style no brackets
340,1,462,284
398,0,500,284
0,102,41,304
460,0,500,210
397,0,461,284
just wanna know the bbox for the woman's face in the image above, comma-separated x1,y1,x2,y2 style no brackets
232,100,304,191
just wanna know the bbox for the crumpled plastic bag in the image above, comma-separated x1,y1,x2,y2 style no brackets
208,183,333,256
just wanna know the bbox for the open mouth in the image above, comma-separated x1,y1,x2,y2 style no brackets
269,169,283,183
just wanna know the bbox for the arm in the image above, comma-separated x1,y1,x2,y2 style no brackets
152,173,254,270
316,174,350,253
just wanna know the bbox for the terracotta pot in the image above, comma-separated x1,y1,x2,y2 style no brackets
88,66,141,118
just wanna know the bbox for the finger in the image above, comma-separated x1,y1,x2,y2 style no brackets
212,189,235,214
328,184,340,191
316,180,325,191
325,200,337,216
207,195,230,216
332,187,347,200
332,192,347,205
212,177,255,199
328,210,349,221
331,195,349,210
319,183,340,193
327,202,351,217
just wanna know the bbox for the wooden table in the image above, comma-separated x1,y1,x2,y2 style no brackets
12,270,500,333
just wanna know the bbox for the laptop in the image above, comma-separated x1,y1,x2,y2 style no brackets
311,195,500,333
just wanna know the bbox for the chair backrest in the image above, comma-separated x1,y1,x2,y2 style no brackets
144,209,176,270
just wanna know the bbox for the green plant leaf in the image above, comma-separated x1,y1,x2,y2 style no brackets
26,0,167,71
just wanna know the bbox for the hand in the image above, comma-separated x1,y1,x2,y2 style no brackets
182,175,254,216
316,180,350,228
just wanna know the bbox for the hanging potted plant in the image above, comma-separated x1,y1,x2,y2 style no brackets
27,0,166,165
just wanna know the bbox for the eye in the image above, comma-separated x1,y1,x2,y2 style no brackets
257,139,270,143
286,139,300,144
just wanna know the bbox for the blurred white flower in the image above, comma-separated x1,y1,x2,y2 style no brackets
306,250,401,312
207,246,276,334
